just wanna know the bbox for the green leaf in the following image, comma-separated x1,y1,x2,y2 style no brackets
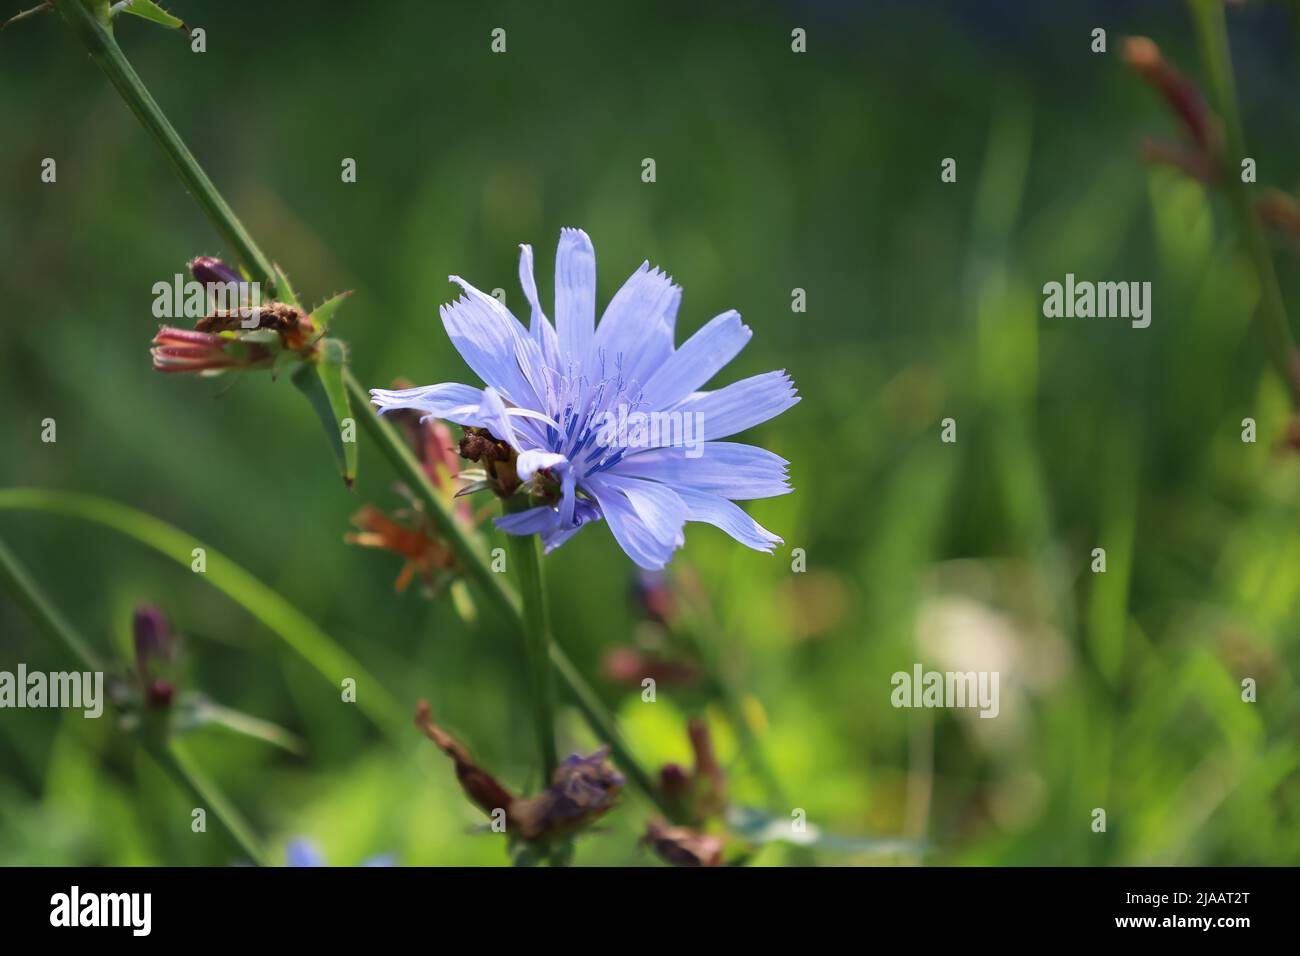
176,696,307,757
725,806,925,856
114,0,185,31
0,488,406,737
291,339,357,487
272,263,301,308
310,290,353,329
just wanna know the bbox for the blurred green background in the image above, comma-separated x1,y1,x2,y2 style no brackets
2,0,1299,865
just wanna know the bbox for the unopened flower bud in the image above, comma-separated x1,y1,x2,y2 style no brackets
151,327,272,374
133,606,176,710
188,256,244,288
133,605,173,672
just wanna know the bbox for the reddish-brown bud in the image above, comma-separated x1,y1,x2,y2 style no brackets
151,327,272,373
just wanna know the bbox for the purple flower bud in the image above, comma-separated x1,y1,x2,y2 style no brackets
188,256,244,288
133,605,173,673
145,679,175,709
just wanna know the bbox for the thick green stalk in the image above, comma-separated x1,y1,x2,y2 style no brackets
154,738,270,866
49,0,278,290
0,533,269,865
1190,0,1300,404
504,497,558,782
48,6,674,820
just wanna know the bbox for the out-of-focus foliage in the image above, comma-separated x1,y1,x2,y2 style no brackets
0,0,1297,865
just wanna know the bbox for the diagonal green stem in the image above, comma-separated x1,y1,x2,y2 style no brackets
0,532,269,864
1190,0,1300,404
0,536,104,672
48,2,675,821
152,737,270,866
49,0,278,290
504,497,558,782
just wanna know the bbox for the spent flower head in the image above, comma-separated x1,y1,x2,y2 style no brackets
151,256,323,374
371,229,798,569
1124,36,1222,184
414,700,622,844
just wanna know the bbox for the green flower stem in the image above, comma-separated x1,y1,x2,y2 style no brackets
1190,0,1300,404
504,496,559,783
153,737,271,866
49,2,676,821
0,536,104,672
0,533,269,865
673,617,786,806
545,641,662,805
49,0,278,291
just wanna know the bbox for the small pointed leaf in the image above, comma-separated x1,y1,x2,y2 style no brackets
291,338,357,486
115,0,186,31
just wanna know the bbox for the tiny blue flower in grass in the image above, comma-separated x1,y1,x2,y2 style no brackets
285,837,394,867
371,229,798,569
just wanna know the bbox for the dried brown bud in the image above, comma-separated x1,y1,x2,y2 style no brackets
457,427,521,496
687,717,727,818
641,819,724,867
414,701,623,844
1124,36,1221,162
413,701,516,817
346,506,457,593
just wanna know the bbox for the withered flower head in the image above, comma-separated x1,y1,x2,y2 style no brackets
457,426,522,497
414,700,517,816
346,505,457,594
151,257,325,373
1123,36,1222,182
657,717,727,825
511,748,624,841
414,701,623,844
641,819,724,867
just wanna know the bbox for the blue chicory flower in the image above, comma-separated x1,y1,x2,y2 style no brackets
371,229,798,569
286,837,394,867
